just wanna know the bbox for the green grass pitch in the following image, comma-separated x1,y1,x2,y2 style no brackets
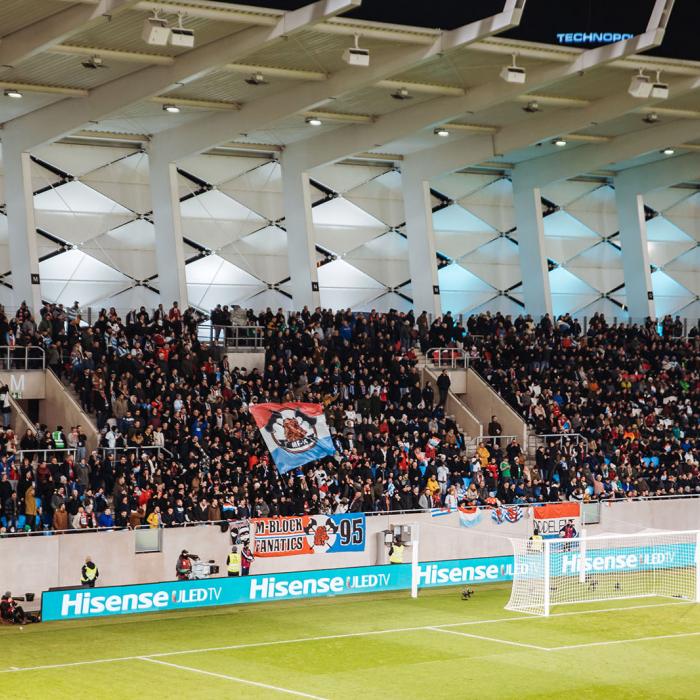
2,584,700,699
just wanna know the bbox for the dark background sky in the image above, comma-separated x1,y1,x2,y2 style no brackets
226,0,700,61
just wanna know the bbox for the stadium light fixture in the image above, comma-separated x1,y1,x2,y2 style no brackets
553,137,567,147
342,34,369,67
4,89,22,98
245,72,267,86
650,71,669,100
391,87,413,101
500,54,526,84
306,116,322,126
661,147,675,155
163,104,180,113
170,13,195,48
434,127,450,137
143,11,171,46
628,69,653,98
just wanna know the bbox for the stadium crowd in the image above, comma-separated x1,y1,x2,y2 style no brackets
0,300,697,534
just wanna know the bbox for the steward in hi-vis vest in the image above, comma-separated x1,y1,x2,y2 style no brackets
81,556,99,587
227,547,241,576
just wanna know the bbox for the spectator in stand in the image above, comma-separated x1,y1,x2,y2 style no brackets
2,299,697,535
436,370,451,407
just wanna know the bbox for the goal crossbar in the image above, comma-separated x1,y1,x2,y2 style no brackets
506,529,700,616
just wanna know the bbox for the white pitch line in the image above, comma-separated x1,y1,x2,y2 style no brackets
549,630,700,652
140,657,328,700
0,600,695,674
427,626,550,651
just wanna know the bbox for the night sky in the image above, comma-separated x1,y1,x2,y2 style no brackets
225,0,700,61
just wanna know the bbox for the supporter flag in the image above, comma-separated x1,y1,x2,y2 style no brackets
532,502,581,539
458,506,482,528
430,506,457,517
490,505,523,524
250,402,336,474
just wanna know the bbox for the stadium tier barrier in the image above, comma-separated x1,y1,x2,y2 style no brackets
2,496,700,612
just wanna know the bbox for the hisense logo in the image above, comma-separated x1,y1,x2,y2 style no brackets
561,551,675,575
59,586,222,617
249,573,391,600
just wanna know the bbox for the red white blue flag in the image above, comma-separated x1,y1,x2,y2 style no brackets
490,505,523,524
250,402,336,474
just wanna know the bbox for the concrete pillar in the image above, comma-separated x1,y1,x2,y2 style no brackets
3,143,42,313
401,162,441,316
281,152,320,309
613,179,655,322
148,145,188,308
511,172,553,319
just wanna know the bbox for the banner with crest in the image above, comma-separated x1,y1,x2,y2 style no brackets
250,402,336,474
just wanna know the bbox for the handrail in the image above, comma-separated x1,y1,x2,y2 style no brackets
465,435,521,456
426,347,470,369
198,323,265,349
528,433,589,453
99,445,173,459
0,345,45,371
16,448,77,463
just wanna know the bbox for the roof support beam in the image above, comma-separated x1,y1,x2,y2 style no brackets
2,142,42,313
613,183,656,322
386,74,700,184
280,150,320,310
401,163,441,317
511,177,553,319
614,152,700,193
148,142,189,308
2,0,360,151
0,0,138,70
513,119,700,190
287,0,675,170
612,152,700,322
150,0,526,162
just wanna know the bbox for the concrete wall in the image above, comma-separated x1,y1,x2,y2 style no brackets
4,498,698,605
226,350,265,372
0,371,45,399
39,370,99,452
9,394,35,437
422,367,481,439
464,368,528,445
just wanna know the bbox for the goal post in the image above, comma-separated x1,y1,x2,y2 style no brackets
506,529,700,616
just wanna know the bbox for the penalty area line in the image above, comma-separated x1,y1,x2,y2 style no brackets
139,657,329,700
0,600,694,674
426,626,550,651
548,630,700,651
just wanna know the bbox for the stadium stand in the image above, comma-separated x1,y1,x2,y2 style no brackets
0,302,697,534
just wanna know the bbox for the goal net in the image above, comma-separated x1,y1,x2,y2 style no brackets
506,530,700,616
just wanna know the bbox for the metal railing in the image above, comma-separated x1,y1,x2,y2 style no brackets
0,345,45,370
465,435,521,456
426,347,471,369
198,323,265,349
99,445,173,459
528,433,589,454
16,448,77,464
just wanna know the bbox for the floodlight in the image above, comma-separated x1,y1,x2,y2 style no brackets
628,70,653,98
501,54,526,84
163,104,180,113
143,12,170,46
306,116,322,126
343,34,369,67
434,127,450,137
4,89,22,98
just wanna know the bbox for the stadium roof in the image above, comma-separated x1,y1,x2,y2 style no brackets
0,0,699,182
